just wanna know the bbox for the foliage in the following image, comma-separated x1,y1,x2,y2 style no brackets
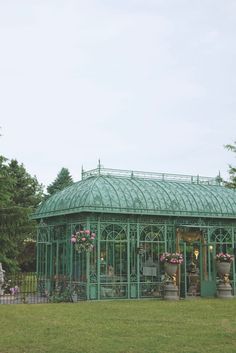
71,230,96,252
0,156,43,272
0,300,236,353
17,238,36,272
215,253,234,263
225,141,236,188
160,252,184,264
46,167,73,198
49,288,72,303
2,272,37,295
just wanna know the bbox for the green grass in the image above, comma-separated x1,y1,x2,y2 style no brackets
0,299,236,353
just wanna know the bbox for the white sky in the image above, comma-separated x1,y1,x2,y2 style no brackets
1,0,236,188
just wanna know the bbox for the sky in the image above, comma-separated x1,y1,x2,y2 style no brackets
0,0,236,188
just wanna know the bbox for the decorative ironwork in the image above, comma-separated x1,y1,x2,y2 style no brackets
82,166,219,185
33,166,236,301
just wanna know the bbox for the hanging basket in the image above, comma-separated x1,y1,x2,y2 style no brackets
164,263,178,276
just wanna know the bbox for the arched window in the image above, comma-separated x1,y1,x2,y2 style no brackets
100,224,127,282
140,225,165,281
210,228,233,253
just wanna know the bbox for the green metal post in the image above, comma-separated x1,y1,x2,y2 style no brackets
49,243,53,277
127,221,130,299
137,221,140,299
183,242,187,298
86,251,90,300
164,224,167,252
97,217,101,300
56,241,59,277
36,228,39,275
208,245,212,281
207,230,212,281
86,219,90,300
45,244,48,276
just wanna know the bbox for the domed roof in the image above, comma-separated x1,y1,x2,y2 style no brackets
32,168,236,219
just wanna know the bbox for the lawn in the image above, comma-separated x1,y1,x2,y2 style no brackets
0,299,236,353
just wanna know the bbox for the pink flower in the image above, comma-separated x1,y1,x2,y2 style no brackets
71,237,76,243
91,236,95,240
81,237,86,241
85,230,90,234
91,233,96,237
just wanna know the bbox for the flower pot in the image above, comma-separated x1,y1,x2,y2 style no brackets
164,263,178,276
216,261,233,299
216,262,231,276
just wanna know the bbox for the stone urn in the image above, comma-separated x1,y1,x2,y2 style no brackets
216,262,231,277
164,263,178,277
216,261,233,299
163,263,179,300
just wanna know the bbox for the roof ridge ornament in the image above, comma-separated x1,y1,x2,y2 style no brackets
81,166,220,185
81,165,84,180
98,159,101,175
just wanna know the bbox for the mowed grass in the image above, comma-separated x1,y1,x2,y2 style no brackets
0,299,236,353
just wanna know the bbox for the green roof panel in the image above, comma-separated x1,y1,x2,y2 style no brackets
32,168,236,219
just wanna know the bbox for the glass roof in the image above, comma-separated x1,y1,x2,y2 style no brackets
32,167,236,219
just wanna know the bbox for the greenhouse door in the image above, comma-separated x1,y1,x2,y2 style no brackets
178,229,216,298
199,243,216,297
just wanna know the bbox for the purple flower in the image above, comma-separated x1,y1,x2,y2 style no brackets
10,286,19,295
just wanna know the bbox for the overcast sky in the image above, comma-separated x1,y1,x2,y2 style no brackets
1,0,236,188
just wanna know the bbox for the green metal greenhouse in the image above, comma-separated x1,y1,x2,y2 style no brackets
32,166,236,300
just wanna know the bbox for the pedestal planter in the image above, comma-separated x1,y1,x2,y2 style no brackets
163,263,179,300
216,262,231,277
216,261,233,299
164,263,178,277
217,283,233,299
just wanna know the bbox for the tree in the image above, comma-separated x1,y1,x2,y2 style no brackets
0,156,43,272
7,159,43,207
46,167,73,197
225,141,236,188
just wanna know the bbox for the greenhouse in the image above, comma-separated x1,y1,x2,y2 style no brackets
32,166,236,300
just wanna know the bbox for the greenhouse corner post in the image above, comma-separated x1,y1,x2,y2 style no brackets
70,224,73,285
97,217,101,300
137,222,140,299
86,252,90,299
36,228,39,274
86,220,90,300
127,221,130,299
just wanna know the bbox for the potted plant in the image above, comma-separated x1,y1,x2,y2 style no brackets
160,252,183,300
215,253,234,277
160,252,184,276
215,253,234,299
71,230,96,252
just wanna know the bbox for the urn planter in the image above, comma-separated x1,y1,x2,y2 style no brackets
216,261,233,299
163,263,179,300
216,262,231,277
164,263,178,277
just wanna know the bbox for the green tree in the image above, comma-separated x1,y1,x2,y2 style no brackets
0,156,43,272
46,167,73,197
225,141,236,188
8,159,43,207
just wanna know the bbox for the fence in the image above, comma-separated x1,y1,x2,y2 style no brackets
0,273,87,304
1,272,235,304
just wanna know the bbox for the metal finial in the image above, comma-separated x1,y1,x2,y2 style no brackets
81,165,84,179
216,170,222,185
98,159,101,175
